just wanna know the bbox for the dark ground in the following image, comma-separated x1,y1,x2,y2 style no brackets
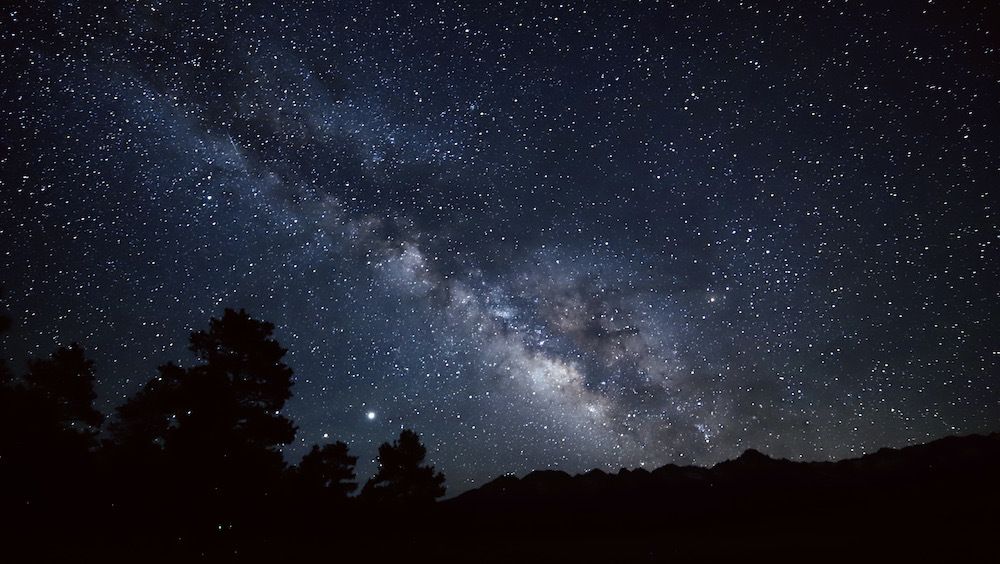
4,433,997,562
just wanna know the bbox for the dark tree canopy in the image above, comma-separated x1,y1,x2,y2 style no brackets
112,308,296,458
298,441,358,498
24,344,104,431
0,342,104,513
0,308,9,385
363,429,446,504
0,303,455,559
188,308,294,415
109,362,184,452
108,308,298,528
1,343,103,450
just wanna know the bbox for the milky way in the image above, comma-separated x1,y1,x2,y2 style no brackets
2,1,997,491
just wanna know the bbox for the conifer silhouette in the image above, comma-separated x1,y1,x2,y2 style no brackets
0,341,103,518
298,441,359,498
362,429,446,503
113,308,295,459
109,308,297,532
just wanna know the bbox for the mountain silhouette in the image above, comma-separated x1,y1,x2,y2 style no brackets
452,433,1000,510
436,433,999,561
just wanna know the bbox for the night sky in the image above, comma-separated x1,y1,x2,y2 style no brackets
1,1,997,492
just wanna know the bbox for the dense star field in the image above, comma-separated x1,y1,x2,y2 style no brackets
1,1,997,492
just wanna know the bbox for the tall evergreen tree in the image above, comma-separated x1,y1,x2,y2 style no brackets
1,343,104,455
113,308,295,459
297,441,358,499
23,344,104,434
0,299,10,385
0,342,104,514
110,309,297,529
362,429,446,504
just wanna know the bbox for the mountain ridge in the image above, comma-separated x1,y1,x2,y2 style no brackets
448,432,1000,509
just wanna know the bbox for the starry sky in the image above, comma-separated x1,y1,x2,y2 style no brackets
1,1,997,492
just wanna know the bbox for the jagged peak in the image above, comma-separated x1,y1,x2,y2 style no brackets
736,448,771,462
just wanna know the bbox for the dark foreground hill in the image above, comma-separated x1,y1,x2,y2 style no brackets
452,432,1000,511
5,433,999,562
437,433,1000,561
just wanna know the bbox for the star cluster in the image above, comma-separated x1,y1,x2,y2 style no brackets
1,1,997,491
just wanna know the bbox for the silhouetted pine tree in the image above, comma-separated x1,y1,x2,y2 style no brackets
0,298,10,386
109,308,296,532
24,344,104,434
362,429,446,504
297,441,358,498
0,342,104,517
